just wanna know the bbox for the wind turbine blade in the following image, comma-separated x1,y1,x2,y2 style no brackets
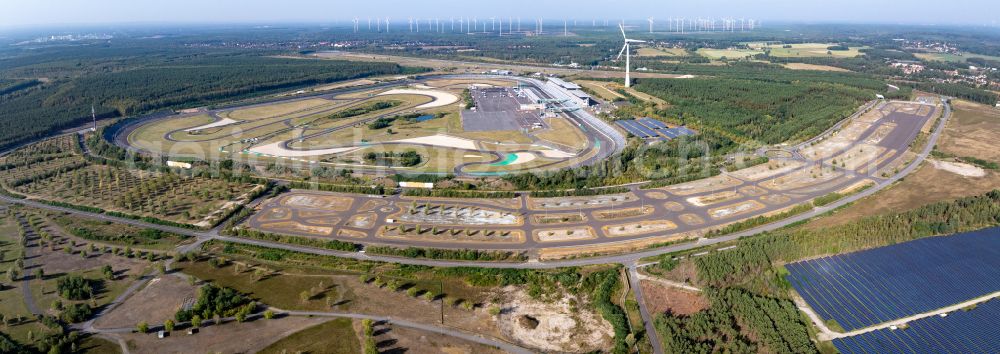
616,44,627,61
619,23,627,39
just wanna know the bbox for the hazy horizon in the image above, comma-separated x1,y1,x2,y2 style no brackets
3,0,999,29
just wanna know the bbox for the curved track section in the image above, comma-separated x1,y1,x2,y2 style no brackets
111,74,625,176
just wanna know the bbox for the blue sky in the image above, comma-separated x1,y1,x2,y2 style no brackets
3,0,998,28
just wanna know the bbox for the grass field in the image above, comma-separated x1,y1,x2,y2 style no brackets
698,43,864,60
333,145,496,173
257,318,360,354
749,42,865,58
915,52,1000,63
782,63,851,72
293,105,459,148
48,212,189,251
577,80,626,101
637,47,688,57
78,336,123,354
177,259,347,312
536,117,589,150
697,48,763,60
938,100,1000,162
225,98,333,120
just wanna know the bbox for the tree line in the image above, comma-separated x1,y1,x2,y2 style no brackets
0,48,424,151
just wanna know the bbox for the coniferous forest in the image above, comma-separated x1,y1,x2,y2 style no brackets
0,47,424,151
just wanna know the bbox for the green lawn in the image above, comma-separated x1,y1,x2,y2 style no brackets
257,318,360,354
77,335,123,354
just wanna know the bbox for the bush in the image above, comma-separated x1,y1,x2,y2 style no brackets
56,275,96,300
60,303,92,323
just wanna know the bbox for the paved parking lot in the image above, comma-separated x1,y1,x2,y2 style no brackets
462,87,545,131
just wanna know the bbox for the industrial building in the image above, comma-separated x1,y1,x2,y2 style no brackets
543,77,595,107
460,87,547,132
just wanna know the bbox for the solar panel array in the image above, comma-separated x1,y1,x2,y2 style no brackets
614,118,696,142
833,299,1000,354
786,228,1000,331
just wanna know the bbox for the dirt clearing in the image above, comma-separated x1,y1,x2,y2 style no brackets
117,316,327,354
93,276,198,329
640,281,709,316
930,159,986,177
497,286,613,352
807,164,1000,229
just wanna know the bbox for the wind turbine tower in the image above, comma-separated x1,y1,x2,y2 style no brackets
648,17,654,33
616,24,645,88
91,105,97,132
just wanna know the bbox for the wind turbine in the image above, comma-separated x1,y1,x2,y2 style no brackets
647,17,654,33
616,24,645,88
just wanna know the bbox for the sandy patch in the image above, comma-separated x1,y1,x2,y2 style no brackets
760,194,792,205
529,193,635,210
930,159,986,177
378,89,459,109
678,213,705,226
283,194,353,211
708,200,766,219
644,191,669,200
729,160,805,181
685,190,742,207
662,175,742,196
663,201,686,212
258,221,333,236
509,152,537,165
538,149,576,158
497,287,613,352
392,134,478,150
535,227,596,242
183,118,240,132
249,142,358,158
604,220,678,237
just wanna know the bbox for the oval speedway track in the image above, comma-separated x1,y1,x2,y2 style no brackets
113,74,626,176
